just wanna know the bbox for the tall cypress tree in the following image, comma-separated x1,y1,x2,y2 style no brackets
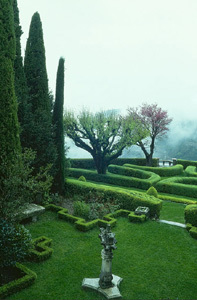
24,12,56,170
0,0,21,171
13,0,30,148
52,58,65,195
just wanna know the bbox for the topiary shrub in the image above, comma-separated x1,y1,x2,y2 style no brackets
73,201,90,219
146,186,158,198
184,205,197,227
78,175,86,182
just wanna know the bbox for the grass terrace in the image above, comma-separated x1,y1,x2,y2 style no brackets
7,209,197,300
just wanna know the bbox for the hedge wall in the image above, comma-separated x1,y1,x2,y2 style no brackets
0,263,37,299
69,167,160,190
124,163,184,177
66,178,162,218
177,159,197,169
185,166,197,177
28,236,53,262
156,177,197,198
184,205,197,227
70,158,159,169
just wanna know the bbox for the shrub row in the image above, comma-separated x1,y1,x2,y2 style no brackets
66,178,162,218
108,164,160,181
185,166,197,177
69,167,160,190
0,263,37,299
124,163,184,177
158,194,196,205
70,158,159,169
28,236,53,262
156,177,197,198
185,204,197,240
177,159,197,169
184,205,197,227
46,205,147,231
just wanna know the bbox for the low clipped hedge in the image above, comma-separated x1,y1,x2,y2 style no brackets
124,163,184,177
184,205,197,227
189,226,197,239
158,194,195,205
128,211,146,222
69,167,160,190
70,158,159,169
28,236,53,262
46,205,148,231
156,177,197,198
177,159,197,169
0,263,37,299
185,166,197,177
108,164,160,182
66,178,162,218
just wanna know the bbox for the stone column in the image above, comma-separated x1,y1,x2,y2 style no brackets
99,249,113,289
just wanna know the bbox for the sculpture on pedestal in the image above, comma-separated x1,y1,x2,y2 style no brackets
82,224,123,299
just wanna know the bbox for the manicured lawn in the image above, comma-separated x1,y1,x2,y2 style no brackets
8,210,197,300
159,201,186,223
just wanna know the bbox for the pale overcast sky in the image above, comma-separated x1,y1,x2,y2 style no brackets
17,0,197,120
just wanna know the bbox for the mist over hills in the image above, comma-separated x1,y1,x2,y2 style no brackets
66,118,197,161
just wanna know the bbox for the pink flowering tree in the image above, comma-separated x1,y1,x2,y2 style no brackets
127,103,172,166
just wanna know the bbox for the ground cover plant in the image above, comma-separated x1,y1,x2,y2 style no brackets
7,210,197,300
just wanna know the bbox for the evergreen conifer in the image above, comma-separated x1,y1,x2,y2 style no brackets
0,0,21,169
52,58,66,195
24,12,56,170
13,0,30,148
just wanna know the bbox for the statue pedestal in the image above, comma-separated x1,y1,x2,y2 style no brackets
82,274,123,299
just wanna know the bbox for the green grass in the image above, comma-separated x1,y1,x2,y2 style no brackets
159,201,186,223
8,211,197,300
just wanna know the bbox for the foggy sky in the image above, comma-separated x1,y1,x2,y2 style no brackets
17,0,197,121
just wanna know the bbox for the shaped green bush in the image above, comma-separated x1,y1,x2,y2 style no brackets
78,175,86,182
184,205,197,227
146,186,158,198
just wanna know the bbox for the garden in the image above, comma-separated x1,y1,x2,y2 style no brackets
2,158,197,300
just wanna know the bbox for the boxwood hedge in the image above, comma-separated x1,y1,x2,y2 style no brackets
69,167,160,190
66,178,162,218
70,158,159,169
177,159,197,169
185,166,197,177
184,205,197,227
0,263,37,299
124,163,184,177
156,177,197,198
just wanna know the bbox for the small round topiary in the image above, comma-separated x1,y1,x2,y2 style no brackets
146,186,158,198
78,176,86,182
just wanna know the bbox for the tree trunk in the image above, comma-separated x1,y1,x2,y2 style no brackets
146,154,153,166
93,154,107,174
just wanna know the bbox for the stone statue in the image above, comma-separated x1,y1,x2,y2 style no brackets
99,224,117,289
82,224,123,299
